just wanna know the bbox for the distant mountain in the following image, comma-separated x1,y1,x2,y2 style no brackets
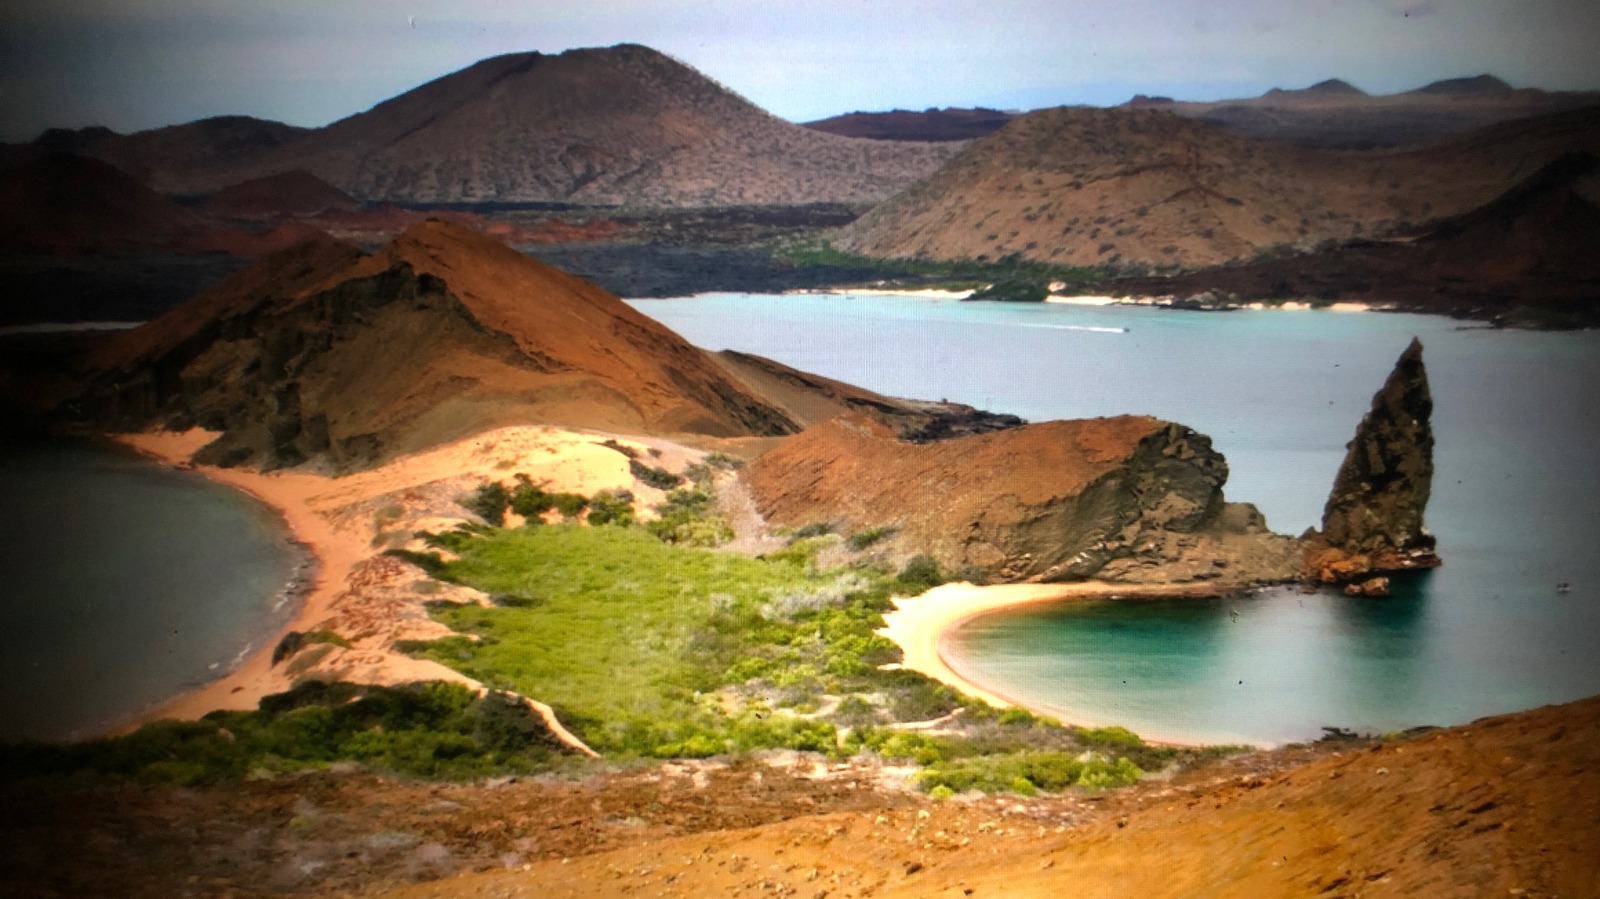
1411,74,1514,95
1121,75,1600,148
801,108,1015,142
0,154,206,253
56,45,958,207
835,106,1600,270
1263,78,1368,99
203,170,358,219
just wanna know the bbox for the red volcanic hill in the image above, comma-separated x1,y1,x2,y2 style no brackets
0,154,206,253
85,220,918,470
203,169,358,219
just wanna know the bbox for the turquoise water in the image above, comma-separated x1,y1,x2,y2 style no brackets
0,441,304,741
631,293,1600,744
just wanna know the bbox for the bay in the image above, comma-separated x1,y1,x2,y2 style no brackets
631,293,1600,744
0,441,304,742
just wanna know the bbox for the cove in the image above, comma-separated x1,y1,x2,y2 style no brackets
0,440,304,742
631,293,1600,744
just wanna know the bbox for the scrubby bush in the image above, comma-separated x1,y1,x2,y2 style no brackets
586,490,635,527
848,525,896,550
509,475,587,521
462,481,511,526
896,554,946,593
629,459,683,490
648,487,733,547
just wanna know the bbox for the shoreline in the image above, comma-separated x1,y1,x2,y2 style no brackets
107,430,378,730
878,581,1269,748
101,426,694,740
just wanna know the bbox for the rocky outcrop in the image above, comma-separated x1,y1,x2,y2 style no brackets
743,415,1300,585
1306,338,1440,589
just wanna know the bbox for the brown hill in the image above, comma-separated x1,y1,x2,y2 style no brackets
85,45,957,206
801,107,1015,142
202,169,358,219
75,115,311,194
835,105,1600,270
81,220,814,469
1103,151,1600,324
0,154,207,253
742,414,1298,583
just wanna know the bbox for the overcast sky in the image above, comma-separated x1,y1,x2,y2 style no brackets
2,0,1598,141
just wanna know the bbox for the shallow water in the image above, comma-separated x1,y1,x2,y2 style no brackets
0,441,303,741
632,293,1600,743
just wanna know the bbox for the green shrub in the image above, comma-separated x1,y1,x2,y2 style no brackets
896,554,946,592
462,481,511,526
630,459,683,490
586,490,635,527
383,548,452,578
301,630,352,649
1078,725,1144,748
966,279,1050,303
703,452,746,471
848,526,896,550
789,522,835,540
509,476,587,520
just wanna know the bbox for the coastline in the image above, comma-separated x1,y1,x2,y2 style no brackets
105,426,672,736
109,430,386,728
878,580,1263,748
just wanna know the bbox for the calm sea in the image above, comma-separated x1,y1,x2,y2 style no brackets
0,441,303,742
631,293,1600,744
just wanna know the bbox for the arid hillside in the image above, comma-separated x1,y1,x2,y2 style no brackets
835,105,1600,269
45,45,958,206
1103,151,1600,324
70,220,810,469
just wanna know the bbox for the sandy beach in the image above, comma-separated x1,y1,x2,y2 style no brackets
109,425,692,734
879,580,1240,745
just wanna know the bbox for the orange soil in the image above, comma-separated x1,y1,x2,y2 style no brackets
371,695,1600,899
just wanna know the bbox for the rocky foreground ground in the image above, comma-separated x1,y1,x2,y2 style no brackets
4,695,1596,898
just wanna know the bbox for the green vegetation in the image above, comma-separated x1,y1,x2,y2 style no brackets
11,466,1243,794
509,474,588,520
965,279,1051,303
647,486,734,547
847,525,896,550
0,682,563,786
629,458,683,490
300,629,352,649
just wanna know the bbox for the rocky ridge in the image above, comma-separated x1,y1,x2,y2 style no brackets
743,414,1299,584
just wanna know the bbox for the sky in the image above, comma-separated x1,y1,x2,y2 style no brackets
2,0,1599,141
